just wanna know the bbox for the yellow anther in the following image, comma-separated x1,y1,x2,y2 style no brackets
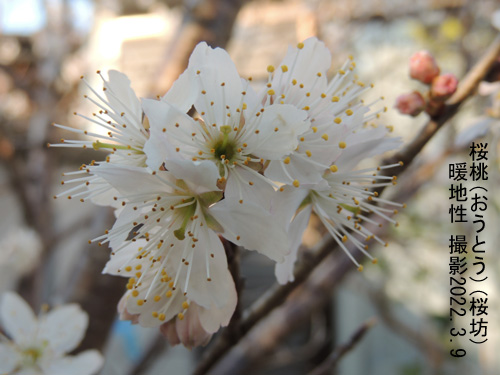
135,264,142,270
338,141,346,149
346,109,353,116
182,301,189,309
293,179,300,188
154,295,161,302
152,311,158,318
292,79,297,85
334,117,342,124
357,265,364,272
321,133,329,141
311,126,318,133
267,65,275,73
132,290,139,297
125,266,132,272
317,72,322,77
302,106,310,110
332,96,339,102
137,300,144,306
305,150,312,157
297,42,304,49
242,103,247,110
267,89,275,96
283,157,291,164
166,290,172,298
330,165,338,172
342,235,348,242
178,313,185,320
159,313,166,321
281,65,288,72
321,93,326,98
339,69,346,75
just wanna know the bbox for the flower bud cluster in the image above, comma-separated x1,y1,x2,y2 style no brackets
395,50,458,117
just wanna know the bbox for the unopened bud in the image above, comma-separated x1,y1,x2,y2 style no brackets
409,51,440,84
395,91,426,116
431,73,458,100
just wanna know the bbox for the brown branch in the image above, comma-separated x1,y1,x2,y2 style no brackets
307,318,377,375
192,33,500,375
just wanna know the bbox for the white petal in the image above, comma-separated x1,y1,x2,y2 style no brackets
198,274,237,333
92,164,174,197
209,201,290,262
0,342,21,373
168,226,232,310
335,128,402,171
103,70,142,128
271,185,310,230
162,68,197,113
188,42,243,126
275,206,312,284
106,205,141,250
142,98,197,169
224,166,275,208
38,304,89,354
454,117,492,148
273,37,331,95
478,81,500,96
164,159,220,194
0,292,38,346
245,104,309,160
14,368,43,375
265,153,324,186
103,239,148,276
492,9,500,30
41,350,104,375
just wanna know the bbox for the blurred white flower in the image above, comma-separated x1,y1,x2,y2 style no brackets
0,292,103,375
0,228,42,291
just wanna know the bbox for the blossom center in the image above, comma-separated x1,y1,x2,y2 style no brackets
212,125,237,162
21,347,43,366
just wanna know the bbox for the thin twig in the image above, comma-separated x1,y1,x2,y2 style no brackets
307,318,377,375
192,33,500,375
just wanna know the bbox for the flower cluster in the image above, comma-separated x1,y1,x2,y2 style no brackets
395,50,459,117
0,292,103,375
52,37,402,347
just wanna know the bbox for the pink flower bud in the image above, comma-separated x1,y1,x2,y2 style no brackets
431,73,458,100
409,51,440,84
395,91,426,116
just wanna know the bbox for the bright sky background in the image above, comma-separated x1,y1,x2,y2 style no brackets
0,0,93,35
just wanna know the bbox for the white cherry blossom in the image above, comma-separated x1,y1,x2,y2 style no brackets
96,159,289,328
143,42,310,205
0,292,103,375
51,70,149,206
262,37,389,188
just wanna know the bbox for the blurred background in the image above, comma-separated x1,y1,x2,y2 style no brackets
0,0,499,374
